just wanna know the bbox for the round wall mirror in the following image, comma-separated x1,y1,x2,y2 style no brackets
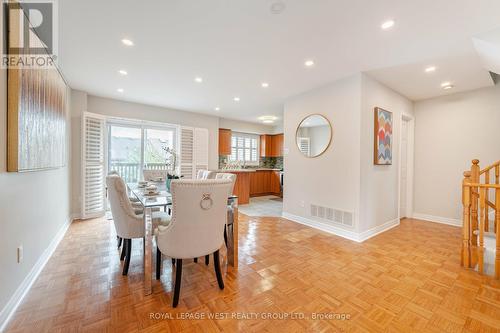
295,114,332,158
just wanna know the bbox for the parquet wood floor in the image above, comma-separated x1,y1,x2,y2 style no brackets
5,216,500,333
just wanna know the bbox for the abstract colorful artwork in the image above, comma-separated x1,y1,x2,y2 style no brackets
374,107,393,165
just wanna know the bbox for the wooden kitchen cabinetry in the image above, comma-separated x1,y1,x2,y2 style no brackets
219,128,232,155
259,133,284,157
250,170,281,197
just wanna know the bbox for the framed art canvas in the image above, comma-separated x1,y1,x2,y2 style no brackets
374,107,393,165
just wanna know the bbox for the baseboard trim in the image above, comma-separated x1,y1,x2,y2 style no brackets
281,212,400,243
282,212,361,242
412,213,461,227
358,218,400,242
0,216,74,332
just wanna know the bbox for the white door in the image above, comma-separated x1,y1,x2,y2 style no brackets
400,119,409,218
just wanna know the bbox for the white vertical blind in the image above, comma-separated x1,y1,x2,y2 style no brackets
82,112,106,218
298,137,311,157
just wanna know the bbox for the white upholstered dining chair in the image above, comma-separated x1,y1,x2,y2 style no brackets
196,169,216,180
155,179,232,307
106,174,171,275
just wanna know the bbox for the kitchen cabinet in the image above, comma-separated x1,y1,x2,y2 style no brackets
259,133,284,157
249,170,282,196
219,128,232,155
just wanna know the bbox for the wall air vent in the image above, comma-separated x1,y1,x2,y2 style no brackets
310,204,354,228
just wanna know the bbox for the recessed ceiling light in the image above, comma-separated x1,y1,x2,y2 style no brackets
118,70,128,75
425,66,436,73
121,38,134,46
117,88,124,93
304,60,315,67
443,84,454,90
214,107,220,111
261,82,269,88
381,20,395,30
233,97,240,102
262,120,274,124
440,81,451,87
194,77,203,83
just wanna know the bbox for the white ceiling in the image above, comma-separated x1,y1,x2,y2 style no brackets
58,0,500,123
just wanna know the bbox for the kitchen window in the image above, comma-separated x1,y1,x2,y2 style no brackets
229,132,259,165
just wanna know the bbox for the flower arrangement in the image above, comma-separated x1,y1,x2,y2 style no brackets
162,146,181,191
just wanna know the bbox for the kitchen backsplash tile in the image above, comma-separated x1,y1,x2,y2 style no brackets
219,156,283,170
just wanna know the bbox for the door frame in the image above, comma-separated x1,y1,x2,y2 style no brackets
397,113,415,219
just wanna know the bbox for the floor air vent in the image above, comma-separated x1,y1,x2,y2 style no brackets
311,204,354,227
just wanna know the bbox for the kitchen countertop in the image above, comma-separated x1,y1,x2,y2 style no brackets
217,168,282,173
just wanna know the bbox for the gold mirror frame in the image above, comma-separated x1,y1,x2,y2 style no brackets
295,114,332,158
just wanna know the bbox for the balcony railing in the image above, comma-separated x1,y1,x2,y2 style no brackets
109,162,168,183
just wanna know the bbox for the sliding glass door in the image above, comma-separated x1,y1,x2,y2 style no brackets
107,122,177,183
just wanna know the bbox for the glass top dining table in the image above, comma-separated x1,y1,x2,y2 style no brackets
127,181,239,296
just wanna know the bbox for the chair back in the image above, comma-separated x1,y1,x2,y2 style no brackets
143,169,168,181
106,174,143,239
156,179,232,259
215,173,236,196
196,169,216,180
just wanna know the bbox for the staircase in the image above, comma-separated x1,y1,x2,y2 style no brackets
461,159,500,278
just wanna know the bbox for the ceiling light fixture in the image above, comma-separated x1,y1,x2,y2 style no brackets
214,107,220,111
233,97,240,102
117,88,124,93
270,1,286,14
118,70,128,75
194,77,203,83
304,60,315,67
258,116,278,124
381,20,395,30
440,81,451,87
425,66,436,73
261,82,269,88
443,84,454,90
121,38,134,46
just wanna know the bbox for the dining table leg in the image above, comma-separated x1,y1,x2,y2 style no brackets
143,207,153,295
227,198,238,270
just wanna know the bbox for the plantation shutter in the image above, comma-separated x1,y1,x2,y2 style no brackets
194,128,209,174
179,127,209,179
180,127,195,179
82,112,106,218
298,137,310,157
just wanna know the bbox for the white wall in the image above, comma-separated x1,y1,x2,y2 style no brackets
283,74,362,233
219,118,276,134
359,74,414,232
414,85,500,222
0,42,71,328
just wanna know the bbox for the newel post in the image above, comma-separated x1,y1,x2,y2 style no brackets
470,159,480,245
462,171,472,268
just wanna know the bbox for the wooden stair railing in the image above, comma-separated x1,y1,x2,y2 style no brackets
462,159,500,278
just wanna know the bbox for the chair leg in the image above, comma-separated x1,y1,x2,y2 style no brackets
194,257,198,263
213,250,224,290
156,246,161,280
120,239,127,260
122,239,132,276
117,236,122,249
205,255,209,265
172,259,183,307
224,225,228,247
